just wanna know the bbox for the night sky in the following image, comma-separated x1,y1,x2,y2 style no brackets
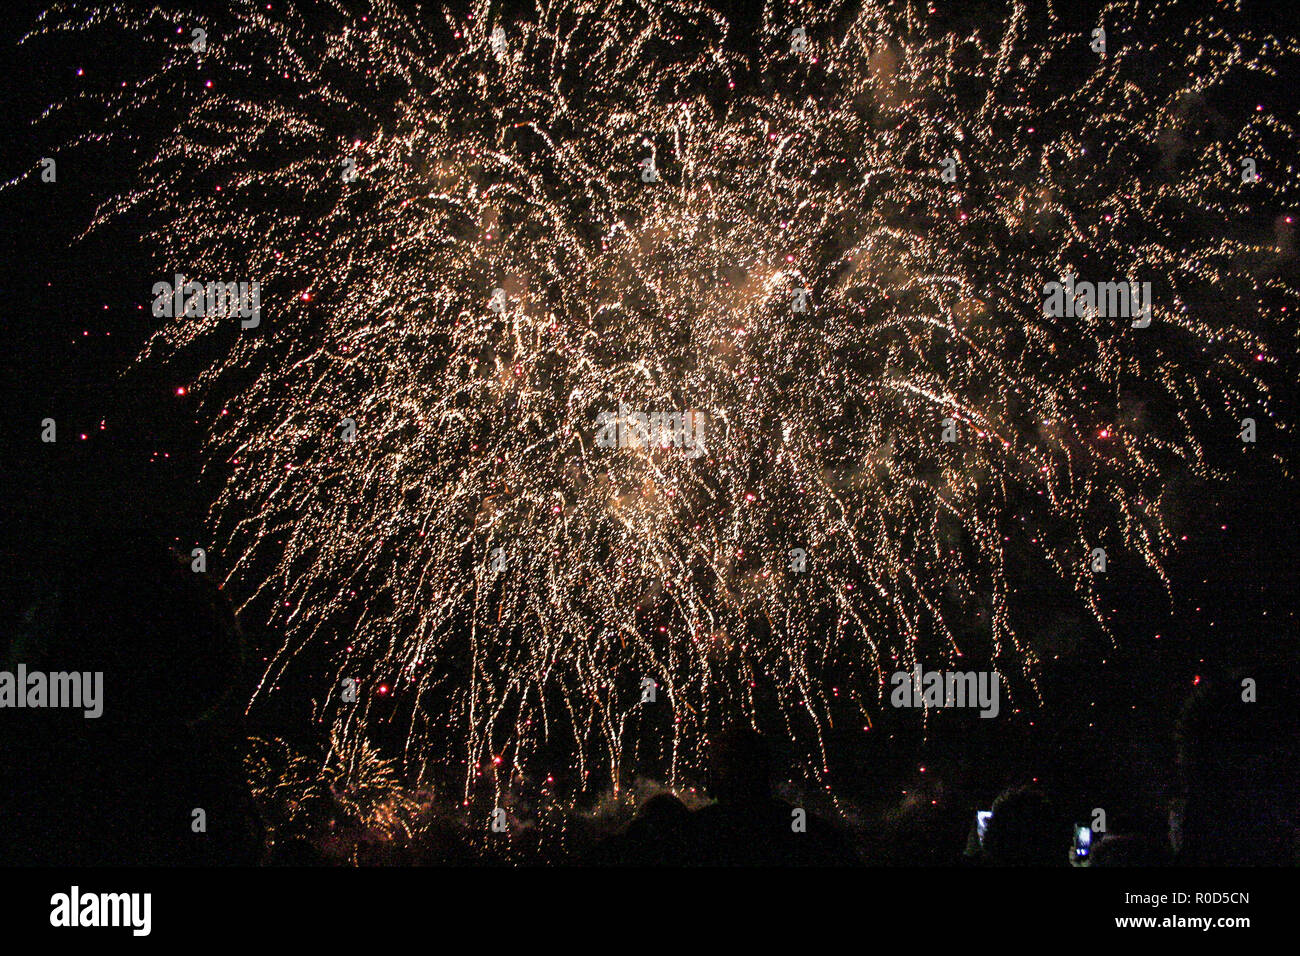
1,0,1296,868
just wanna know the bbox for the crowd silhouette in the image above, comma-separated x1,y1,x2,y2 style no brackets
1,532,1294,867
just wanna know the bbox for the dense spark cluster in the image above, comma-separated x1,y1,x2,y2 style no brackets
28,0,1296,799
247,734,424,845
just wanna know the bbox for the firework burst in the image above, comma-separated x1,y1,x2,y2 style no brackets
23,0,1297,801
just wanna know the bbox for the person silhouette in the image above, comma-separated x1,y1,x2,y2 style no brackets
0,528,263,865
1171,670,1297,865
980,786,1068,866
688,726,856,865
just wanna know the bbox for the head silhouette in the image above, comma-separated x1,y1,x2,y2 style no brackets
982,786,1066,866
28,528,245,725
708,726,772,804
1174,670,1297,865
